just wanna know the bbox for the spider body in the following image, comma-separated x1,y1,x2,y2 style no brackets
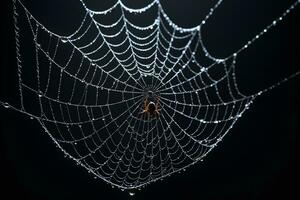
140,92,160,118
147,102,156,114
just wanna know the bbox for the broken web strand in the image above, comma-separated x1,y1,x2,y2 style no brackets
0,0,299,193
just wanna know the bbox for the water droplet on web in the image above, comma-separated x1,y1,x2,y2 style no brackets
3,102,10,109
129,192,135,196
61,39,67,43
89,11,94,17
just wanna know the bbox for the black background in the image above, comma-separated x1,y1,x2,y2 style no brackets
0,0,299,200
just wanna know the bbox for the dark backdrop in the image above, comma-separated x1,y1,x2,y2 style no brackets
0,0,299,200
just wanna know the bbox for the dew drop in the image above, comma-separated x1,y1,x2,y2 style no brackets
61,39,68,43
89,11,94,17
3,102,10,109
129,192,135,196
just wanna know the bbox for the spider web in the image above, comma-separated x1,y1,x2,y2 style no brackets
1,0,300,191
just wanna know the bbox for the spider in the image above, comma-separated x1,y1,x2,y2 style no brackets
139,94,161,118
